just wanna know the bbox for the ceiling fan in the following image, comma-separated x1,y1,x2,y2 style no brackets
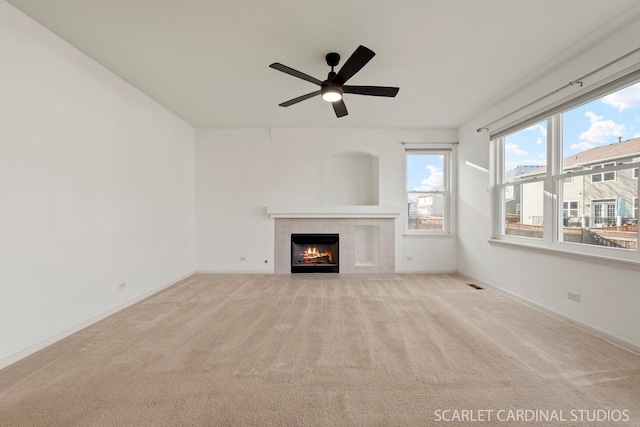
269,45,399,118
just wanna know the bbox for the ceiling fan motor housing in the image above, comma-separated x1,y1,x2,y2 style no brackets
325,52,340,68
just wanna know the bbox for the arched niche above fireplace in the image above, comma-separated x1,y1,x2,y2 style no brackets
324,151,379,206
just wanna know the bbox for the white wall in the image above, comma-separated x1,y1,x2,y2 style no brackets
0,2,196,367
324,151,379,205
195,128,457,273
457,17,640,350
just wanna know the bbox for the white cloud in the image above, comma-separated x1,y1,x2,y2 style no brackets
413,165,443,191
536,137,543,145
505,142,527,156
603,82,640,112
527,123,547,137
571,141,595,151
578,111,625,144
635,131,640,138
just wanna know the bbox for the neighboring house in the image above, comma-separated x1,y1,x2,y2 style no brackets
518,137,640,227
416,192,443,217
407,185,446,230
410,185,445,218
504,165,544,217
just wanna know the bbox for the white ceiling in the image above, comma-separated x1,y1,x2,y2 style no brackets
6,0,640,128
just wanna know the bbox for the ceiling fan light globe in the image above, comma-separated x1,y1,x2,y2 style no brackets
321,90,342,102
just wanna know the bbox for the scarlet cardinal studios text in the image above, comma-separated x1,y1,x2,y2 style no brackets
433,409,630,423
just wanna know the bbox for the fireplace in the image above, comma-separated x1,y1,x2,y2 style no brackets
291,233,339,273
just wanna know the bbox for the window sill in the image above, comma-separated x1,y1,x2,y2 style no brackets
404,232,454,238
487,237,640,269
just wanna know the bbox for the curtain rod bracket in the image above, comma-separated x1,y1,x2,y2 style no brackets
476,127,489,133
570,80,583,87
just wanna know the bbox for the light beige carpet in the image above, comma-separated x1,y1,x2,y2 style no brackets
1,274,639,426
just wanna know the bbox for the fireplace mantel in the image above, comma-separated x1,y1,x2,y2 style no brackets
266,205,402,219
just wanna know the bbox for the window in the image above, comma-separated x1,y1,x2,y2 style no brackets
406,149,452,234
498,122,547,239
591,162,616,182
563,201,579,219
492,79,640,261
563,200,580,230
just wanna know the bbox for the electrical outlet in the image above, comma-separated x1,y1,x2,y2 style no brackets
239,256,247,261
567,291,580,302
117,282,126,290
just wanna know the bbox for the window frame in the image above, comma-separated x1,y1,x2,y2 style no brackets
405,148,454,236
591,198,617,227
495,118,551,245
591,162,617,183
563,200,579,219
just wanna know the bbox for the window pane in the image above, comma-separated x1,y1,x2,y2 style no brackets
563,200,580,220
561,81,637,246
502,180,544,238
408,193,444,230
503,121,547,182
406,151,449,233
562,82,640,173
560,178,637,249
407,154,444,191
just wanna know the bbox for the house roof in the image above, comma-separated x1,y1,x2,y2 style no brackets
520,137,640,177
505,165,545,181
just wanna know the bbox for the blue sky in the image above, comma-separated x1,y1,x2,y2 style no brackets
407,154,444,191
504,82,640,172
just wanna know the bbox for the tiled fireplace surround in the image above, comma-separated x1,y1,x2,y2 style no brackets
274,218,396,274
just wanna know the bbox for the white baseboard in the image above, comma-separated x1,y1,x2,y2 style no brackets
395,269,458,274
195,270,461,275
457,271,640,356
197,269,459,275
0,271,195,370
195,269,274,274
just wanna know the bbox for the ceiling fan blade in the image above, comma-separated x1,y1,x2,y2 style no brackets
279,90,321,107
333,45,375,86
332,99,348,118
269,63,323,86
343,85,399,97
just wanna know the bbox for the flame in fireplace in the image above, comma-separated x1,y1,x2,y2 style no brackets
302,246,332,263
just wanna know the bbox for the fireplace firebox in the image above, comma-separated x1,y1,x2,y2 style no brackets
291,234,339,273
